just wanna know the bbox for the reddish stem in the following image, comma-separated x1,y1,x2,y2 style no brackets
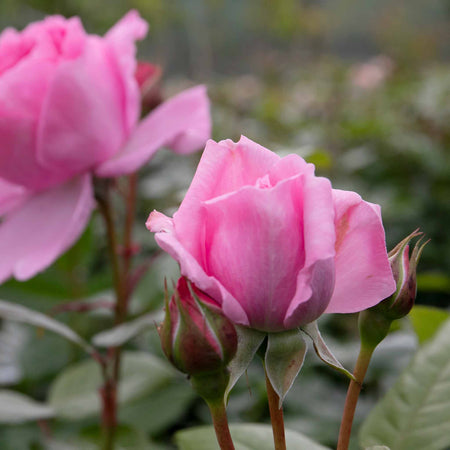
265,371,286,450
208,401,236,450
337,345,374,450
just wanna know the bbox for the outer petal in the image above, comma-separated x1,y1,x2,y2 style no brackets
150,224,250,327
105,10,148,133
283,172,336,328
36,37,127,176
95,85,211,177
0,58,64,190
0,174,95,283
0,178,29,215
325,189,396,313
173,135,280,262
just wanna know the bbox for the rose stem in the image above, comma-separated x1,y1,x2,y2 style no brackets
122,173,137,279
95,179,128,450
336,345,374,450
265,370,287,450
207,401,236,450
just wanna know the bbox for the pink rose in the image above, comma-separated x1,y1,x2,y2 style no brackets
0,11,210,282
147,136,395,332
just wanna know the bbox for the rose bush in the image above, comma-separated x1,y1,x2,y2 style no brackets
148,136,395,332
0,11,210,282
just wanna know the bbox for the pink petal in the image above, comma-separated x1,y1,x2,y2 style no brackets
153,227,250,327
201,176,308,331
267,153,315,186
0,58,64,190
36,37,127,176
173,135,280,262
283,258,335,329
0,178,29,215
95,85,211,177
325,189,396,313
105,10,148,134
145,210,174,233
284,173,336,326
0,174,95,283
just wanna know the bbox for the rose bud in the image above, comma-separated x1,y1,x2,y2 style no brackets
384,230,428,320
135,61,163,112
359,230,428,349
159,277,237,377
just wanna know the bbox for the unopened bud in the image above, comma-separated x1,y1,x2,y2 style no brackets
359,230,428,350
159,277,237,377
384,230,428,320
135,61,163,112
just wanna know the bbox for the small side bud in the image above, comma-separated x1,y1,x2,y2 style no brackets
359,230,428,350
158,277,238,402
135,61,163,113
384,230,429,320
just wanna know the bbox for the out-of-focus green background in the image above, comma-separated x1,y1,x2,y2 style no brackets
0,1,449,449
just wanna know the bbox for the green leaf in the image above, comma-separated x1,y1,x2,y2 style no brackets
175,424,330,449
91,311,162,347
48,351,173,420
119,381,195,434
365,447,390,450
409,305,449,344
359,318,450,450
0,299,94,355
47,425,160,450
0,390,54,423
265,330,307,405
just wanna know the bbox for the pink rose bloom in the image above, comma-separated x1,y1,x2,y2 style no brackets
0,11,210,283
147,136,396,332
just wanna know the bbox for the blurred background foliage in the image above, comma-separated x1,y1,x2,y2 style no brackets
0,0,449,449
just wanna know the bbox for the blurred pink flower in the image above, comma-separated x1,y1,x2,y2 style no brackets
0,11,210,282
350,55,394,90
148,136,395,332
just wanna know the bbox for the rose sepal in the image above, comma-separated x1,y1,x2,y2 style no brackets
225,325,265,402
301,321,355,381
264,330,307,407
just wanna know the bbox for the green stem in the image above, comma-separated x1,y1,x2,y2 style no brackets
337,345,374,450
265,370,286,450
208,401,235,450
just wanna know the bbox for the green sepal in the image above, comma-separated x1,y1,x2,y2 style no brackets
225,326,265,402
264,329,307,406
191,369,230,405
301,321,355,381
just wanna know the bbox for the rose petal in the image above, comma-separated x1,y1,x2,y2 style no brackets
0,58,64,190
0,174,95,283
201,177,308,331
154,229,250,327
173,135,280,261
36,37,127,176
105,10,148,133
325,189,396,313
0,178,29,215
145,210,174,233
95,85,211,177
